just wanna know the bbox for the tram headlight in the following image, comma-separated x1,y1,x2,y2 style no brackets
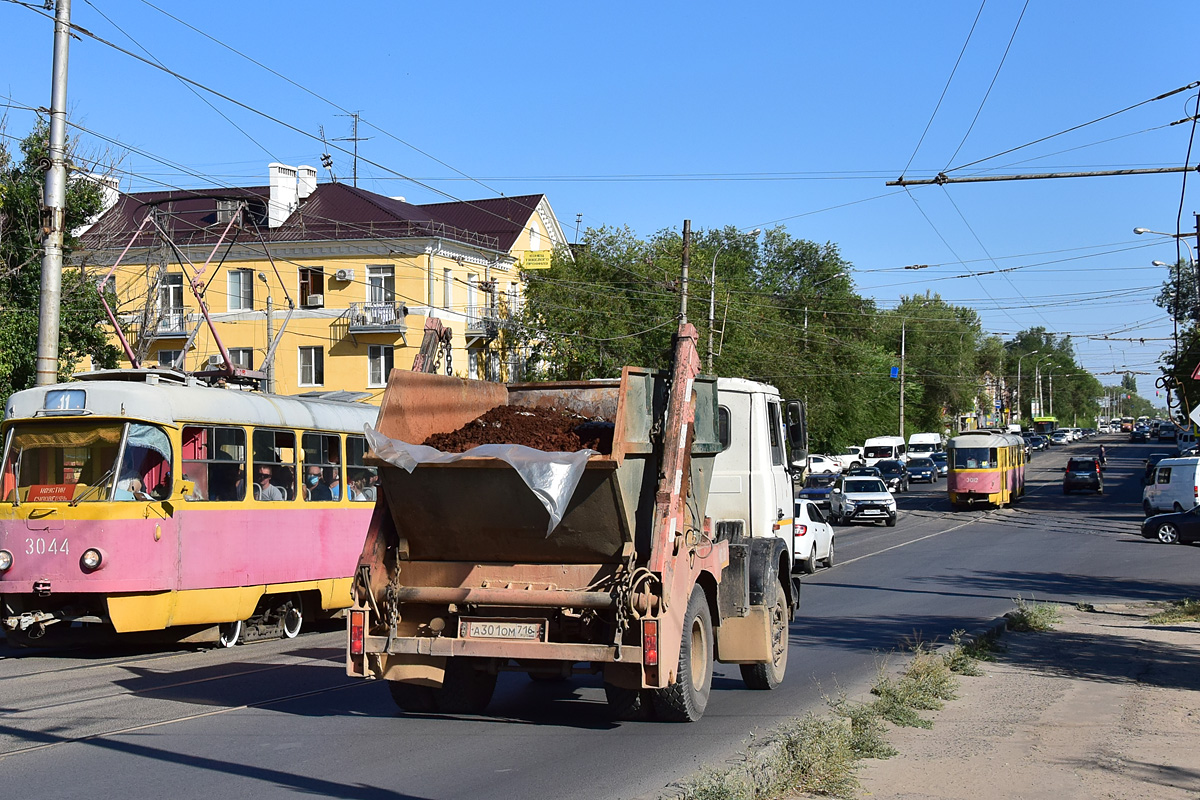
0,549,12,572
80,548,104,572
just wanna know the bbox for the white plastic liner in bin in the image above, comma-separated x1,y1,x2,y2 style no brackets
365,426,596,535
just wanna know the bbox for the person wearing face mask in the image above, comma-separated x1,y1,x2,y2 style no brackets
305,464,333,501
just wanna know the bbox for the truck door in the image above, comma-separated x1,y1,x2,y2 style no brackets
766,399,794,560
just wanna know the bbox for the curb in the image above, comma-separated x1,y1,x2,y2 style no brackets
634,615,1013,800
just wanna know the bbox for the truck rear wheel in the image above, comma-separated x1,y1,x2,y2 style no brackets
739,578,789,690
434,657,498,714
388,680,437,713
651,585,713,722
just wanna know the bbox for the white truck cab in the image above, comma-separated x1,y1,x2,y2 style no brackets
864,435,907,467
908,432,944,456
709,378,805,567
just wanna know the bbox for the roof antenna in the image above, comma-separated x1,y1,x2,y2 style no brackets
334,112,370,188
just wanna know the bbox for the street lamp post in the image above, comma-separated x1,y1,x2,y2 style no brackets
708,229,760,373
1136,226,1199,319
1016,350,1039,425
1033,354,1053,418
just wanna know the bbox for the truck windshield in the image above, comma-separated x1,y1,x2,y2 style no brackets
909,443,936,454
1,421,172,503
864,446,894,459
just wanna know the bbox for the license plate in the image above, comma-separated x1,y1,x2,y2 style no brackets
459,618,547,642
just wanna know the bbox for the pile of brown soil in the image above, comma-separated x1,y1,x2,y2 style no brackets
423,405,614,454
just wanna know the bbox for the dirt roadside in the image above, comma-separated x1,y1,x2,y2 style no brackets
854,603,1200,799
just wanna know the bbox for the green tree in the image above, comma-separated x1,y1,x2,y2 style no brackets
0,121,120,405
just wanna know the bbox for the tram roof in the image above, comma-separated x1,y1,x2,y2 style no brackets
948,430,1024,448
4,372,379,433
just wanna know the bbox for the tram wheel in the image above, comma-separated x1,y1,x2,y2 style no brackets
280,595,304,639
217,620,243,648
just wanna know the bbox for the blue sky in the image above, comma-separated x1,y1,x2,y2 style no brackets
3,1,1196,396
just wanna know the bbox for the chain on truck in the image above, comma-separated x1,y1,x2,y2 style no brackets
345,316,807,722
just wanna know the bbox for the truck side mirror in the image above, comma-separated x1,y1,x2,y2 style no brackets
785,400,808,462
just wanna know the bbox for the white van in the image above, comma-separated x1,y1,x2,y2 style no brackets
863,435,907,467
907,432,944,456
1177,429,1198,454
1143,456,1200,515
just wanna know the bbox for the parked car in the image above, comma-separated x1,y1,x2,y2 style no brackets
907,456,937,483
798,472,838,508
829,476,897,527
930,451,949,476
806,454,843,475
846,465,882,477
1141,506,1200,544
876,459,910,492
793,499,835,574
1142,456,1200,516
1062,457,1103,494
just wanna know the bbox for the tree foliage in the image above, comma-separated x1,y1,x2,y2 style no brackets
0,121,119,406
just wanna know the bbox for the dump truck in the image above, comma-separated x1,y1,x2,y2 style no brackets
346,322,806,721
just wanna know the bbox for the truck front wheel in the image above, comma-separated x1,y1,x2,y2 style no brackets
739,578,789,690
652,585,713,722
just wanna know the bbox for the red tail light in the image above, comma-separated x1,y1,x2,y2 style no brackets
793,523,808,537
643,619,658,666
350,610,365,655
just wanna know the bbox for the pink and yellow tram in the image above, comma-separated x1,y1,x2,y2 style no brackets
946,430,1026,509
0,370,378,646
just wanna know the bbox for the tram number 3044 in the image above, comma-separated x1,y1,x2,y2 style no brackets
25,537,69,555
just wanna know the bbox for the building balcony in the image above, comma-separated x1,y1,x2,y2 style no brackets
465,305,500,344
155,309,189,337
334,302,409,342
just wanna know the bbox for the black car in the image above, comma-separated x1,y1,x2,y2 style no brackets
930,451,949,476
846,465,882,477
1062,457,1103,494
876,459,909,492
1141,506,1200,544
1131,429,1149,443
1028,435,1049,451
907,457,937,483
798,472,837,508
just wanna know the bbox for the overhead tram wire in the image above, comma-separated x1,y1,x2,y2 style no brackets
11,2,559,244
80,0,280,163
900,0,987,179
943,0,1030,170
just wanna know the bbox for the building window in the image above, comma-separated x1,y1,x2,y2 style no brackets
508,281,521,316
228,269,254,311
468,349,480,380
529,224,541,252
299,267,325,308
99,275,117,297
443,267,452,309
299,346,324,386
229,348,254,370
157,349,182,369
368,345,394,388
368,265,394,305
158,273,185,333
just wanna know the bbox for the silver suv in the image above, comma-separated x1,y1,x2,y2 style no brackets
829,476,897,527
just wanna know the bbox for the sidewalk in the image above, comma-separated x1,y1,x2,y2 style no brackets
856,604,1200,799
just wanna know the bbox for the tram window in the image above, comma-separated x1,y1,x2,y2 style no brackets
253,429,296,501
346,435,378,502
182,426,246,501
114,424,173,501
302,432,342,501
953,447,992,469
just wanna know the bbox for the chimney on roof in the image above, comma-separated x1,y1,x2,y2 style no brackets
268,162,299,228
297,165,317,201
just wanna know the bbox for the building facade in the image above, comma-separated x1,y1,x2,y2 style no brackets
78,164,567,397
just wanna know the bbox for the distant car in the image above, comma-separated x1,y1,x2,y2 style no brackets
846,465,882,477
1028,435,1049,451
793,499,835,574
876,459,910,493
1063,457,1103,494
798,472,838,508
907,456,937,483
1050,431,1071,445
1141,506,1200,544
1142,453,1174,484
1131,429,1149,443
829,476,897,527
806,454,843,475
930,451,949,476
1159,424,1178,442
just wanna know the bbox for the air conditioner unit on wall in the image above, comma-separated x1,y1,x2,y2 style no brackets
334,269,354,282
207,354,224,367
304,294,324,307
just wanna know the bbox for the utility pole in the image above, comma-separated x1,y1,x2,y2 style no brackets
335,113,369,188
899,319,906,439
35,0,72,387
679,220,690,323
265,294,274,393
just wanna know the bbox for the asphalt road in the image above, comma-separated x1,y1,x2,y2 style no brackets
2,435,1197,800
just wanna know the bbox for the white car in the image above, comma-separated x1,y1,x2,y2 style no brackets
829,476,897,527
829,446,865,471
793,499,835,574
806,454,843,474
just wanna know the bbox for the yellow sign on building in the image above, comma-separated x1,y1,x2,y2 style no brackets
523,251,553,270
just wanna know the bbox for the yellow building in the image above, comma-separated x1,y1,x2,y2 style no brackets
77,163,568,397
